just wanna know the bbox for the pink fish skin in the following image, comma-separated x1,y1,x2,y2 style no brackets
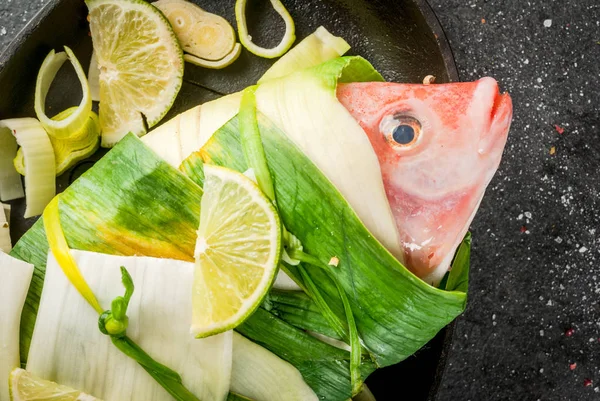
336,78,512,284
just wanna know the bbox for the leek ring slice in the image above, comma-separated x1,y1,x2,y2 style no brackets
34,46,92,139
235,0,296,59
184,43,242,69
1,118,55,218
14,108,100,177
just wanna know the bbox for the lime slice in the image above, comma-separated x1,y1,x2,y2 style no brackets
192,164,282,338
86,0,184,147
9,368,102,401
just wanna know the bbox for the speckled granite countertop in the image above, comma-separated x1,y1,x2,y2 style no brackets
1,0,599,400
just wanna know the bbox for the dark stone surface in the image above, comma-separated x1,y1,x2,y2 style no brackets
426,1,600,400
1,0,600,400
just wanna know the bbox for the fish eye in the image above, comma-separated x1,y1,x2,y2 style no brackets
380,115,422,149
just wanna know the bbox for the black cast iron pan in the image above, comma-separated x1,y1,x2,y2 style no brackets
0,1,459,399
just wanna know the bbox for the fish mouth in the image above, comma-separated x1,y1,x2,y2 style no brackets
477,78,513,156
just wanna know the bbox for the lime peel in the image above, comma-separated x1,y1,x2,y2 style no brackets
235,0,296,59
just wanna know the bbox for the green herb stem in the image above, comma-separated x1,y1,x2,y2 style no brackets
289,250,363,395
297,265,347,340
98,267,202,401
239,87,276,201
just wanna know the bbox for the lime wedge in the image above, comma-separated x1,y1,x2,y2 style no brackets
9,368,102,401
86,0,184,147
192,165,282,338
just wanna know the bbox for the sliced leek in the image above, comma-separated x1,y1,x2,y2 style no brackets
0,124,24,201
2,118,55,218
259,26,350,83
235,0,296,59
27,250,232,401
14,108,100,177
0,203,11,253
230,332,318,401
154,0,236,61
0,252,34,401
184,43,242,69
43,196,103,313
34,47,92,139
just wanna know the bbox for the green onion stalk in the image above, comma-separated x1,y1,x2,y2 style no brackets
98,267,202,401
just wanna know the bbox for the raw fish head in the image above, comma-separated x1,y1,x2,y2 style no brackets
337,78,512,284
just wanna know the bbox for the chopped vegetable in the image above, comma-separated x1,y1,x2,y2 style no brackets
27,249,232,401
154,0,239,67
184,43,242,69
1,203,11,252
11,132,468,400
230,332,317,401
0,252,34,401
259,26,350,83
34,47,92,139
86,0,184,147
14,108,100,177
191,164,281,338
9,368,102,401
235,0,296,59
0,125,24,202
43,196,103,313
2,118,55,218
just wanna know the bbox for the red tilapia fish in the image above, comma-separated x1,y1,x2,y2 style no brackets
337,78,512,284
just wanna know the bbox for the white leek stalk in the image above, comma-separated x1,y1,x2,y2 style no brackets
142,92,242,168
235,0,296,59
230,333,317,401
0,204,10,253
0,251,34,401
27,250,232,401
259,26,350,83
0,118,55,218
34,47,92,139
0,125,24,202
